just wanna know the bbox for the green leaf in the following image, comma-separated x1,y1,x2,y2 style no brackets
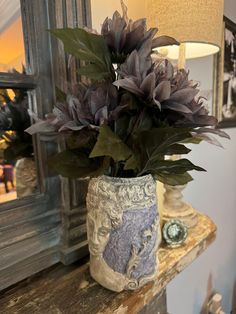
50,28,112,81
48,149,108,178
140,128,193,156
4,142,32,161
165,144,191,155
147,159,206,175
121,92,139,111
50,28,108,64
137,109,153,131
131,127,206,181
55,86,66,102
115,114,131,140
133,127,192,173
181,137,202,144
154,172,194,185
66,129,97,150
124,154,140,171
89,125,132,162
77,64,111,81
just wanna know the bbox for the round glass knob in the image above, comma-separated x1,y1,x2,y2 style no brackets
162,219,188,247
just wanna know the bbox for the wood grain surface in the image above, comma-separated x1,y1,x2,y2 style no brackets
0,213,216,314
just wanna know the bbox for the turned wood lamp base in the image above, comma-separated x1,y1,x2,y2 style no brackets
162,184,198,228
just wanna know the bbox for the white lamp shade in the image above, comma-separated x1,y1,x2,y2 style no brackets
146,0,224,59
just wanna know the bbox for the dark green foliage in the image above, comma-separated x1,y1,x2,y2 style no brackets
27,1,229,185
0,85,33,162
89,125,132,162
156,172,194,186
123,128,204,180
50,28,114,81
48,149,109,178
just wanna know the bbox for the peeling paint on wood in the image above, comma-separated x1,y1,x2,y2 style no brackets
108,305,128,314
0,213,216,314
79,280,89,289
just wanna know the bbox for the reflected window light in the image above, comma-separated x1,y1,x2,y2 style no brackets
0,0,25,73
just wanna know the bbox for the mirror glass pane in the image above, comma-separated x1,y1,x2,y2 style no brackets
0,88,37,203
0,0,25,73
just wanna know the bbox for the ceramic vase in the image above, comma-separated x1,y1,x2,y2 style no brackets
15,157,37,198
86,174,160,292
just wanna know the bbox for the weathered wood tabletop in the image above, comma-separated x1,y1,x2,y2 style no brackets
0,213,216,314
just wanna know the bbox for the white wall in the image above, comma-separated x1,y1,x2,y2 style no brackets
167,1,236,313
90,1,236,313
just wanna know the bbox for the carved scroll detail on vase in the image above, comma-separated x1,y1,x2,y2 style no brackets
87,175,160,292
87,175,156,211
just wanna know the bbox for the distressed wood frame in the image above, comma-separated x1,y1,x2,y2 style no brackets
213,16,236,128
0,0,91,291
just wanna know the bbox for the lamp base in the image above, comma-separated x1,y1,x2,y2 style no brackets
162,184,198,228
162,204,198,228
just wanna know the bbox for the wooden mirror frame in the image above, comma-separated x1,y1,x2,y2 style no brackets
0,0,91,291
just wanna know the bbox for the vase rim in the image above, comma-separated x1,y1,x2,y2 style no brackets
100,174,153,183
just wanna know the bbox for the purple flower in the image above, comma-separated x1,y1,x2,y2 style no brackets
100,0,178,63
26,83,121,134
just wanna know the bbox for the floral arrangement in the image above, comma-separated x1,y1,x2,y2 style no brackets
0,79,33,162
26,1,228,185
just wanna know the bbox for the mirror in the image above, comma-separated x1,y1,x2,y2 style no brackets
0,0,25,73
0,0,37,204
0,87,37,203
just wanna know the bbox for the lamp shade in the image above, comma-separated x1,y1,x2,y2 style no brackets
146,0,224,59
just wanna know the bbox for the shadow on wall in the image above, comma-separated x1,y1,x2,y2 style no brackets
198,275,236,314
199,273,215,314
231,279,236,314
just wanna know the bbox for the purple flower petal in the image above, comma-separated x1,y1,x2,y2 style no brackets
113,78,144,96
153,81,171,103
170,88,199,104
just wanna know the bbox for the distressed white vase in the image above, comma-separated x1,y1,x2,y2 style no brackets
86,174,160,292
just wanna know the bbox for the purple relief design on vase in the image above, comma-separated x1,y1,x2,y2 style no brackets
103,204,158,280
87,174,160,292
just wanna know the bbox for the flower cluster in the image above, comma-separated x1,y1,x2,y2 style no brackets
26,0,229,185
0,78,33,161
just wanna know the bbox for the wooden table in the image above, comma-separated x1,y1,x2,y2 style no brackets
0,213,216,314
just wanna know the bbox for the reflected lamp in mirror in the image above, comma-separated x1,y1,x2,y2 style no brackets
146,0,224,67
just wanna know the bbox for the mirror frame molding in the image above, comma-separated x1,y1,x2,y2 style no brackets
0,0,91,291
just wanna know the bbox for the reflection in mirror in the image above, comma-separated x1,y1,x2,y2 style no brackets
0,0,25,73
0,86,37,203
